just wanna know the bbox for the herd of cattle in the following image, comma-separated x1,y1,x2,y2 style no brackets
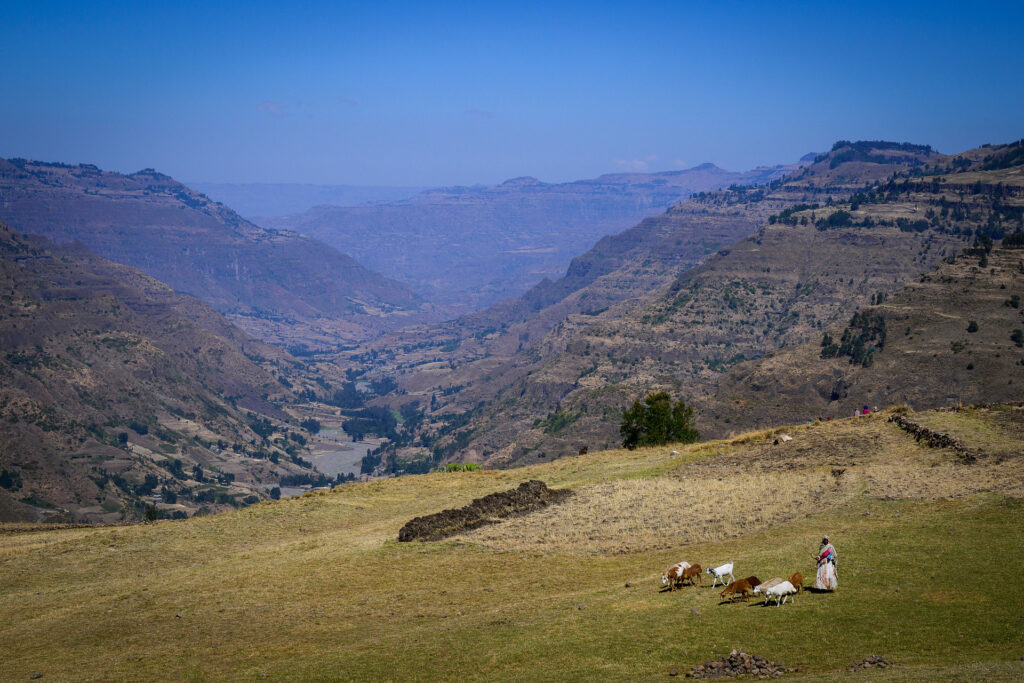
661,561,803,606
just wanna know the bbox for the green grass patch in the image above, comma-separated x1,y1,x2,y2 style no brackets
1,412,1023,680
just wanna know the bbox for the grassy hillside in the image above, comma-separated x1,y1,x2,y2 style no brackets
3,406,1023,680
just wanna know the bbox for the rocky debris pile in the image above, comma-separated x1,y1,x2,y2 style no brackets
888,414,974,462
685,650,794,679
848,655,891,671
397,480,573,542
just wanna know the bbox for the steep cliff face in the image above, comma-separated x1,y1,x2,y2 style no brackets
0,159,434,346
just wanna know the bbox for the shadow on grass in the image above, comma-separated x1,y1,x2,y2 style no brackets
747,600,796,608
660,584,703,594
717,599,753,606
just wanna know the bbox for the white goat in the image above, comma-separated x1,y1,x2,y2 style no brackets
752,577,783,597
706,562,735,588
764,580,797,606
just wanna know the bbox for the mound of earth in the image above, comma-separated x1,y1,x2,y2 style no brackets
397,480,572,542
685,650,794,679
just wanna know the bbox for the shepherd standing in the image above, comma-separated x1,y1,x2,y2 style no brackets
814,535,838,590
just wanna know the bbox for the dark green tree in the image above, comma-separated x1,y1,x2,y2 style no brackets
620,391,699,450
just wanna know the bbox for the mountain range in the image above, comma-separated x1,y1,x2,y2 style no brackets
345,140,1024,472
0,158,434,347
3,139,1021,517
265,162,808,312
188,182,429,222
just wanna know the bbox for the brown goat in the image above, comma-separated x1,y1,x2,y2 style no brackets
662,562,688,591
742,575,761,589
789,571,803,593
681,563,703,586
720,578,753,602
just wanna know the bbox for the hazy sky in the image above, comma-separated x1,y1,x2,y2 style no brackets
2,1,1022,186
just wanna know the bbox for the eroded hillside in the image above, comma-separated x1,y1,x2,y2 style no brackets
0,224,333,523
713,244,1024,431
348,140,1017,471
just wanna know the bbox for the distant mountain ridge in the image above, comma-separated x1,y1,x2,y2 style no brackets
0,158,435,346
188,182,430,221
265,162,805,312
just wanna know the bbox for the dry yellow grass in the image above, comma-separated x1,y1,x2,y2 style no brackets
460,409,1024,554
909,405,1024,458
2,408,1023,681
464,471,838,554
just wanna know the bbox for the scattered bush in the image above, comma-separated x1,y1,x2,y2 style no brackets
1002,231,1024,248
0,469,22,490
620,391,699,450
136,474,159,496
249,416,276,439
440,463,482,472
821,311,886,366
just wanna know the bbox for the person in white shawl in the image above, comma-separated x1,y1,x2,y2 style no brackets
814,535,838,590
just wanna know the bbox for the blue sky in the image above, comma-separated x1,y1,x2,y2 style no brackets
1,1,1022,185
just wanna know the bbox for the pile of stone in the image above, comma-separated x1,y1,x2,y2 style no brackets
397,480,572,541
888,414,974,462
685,650,794,679
848,655,891,671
